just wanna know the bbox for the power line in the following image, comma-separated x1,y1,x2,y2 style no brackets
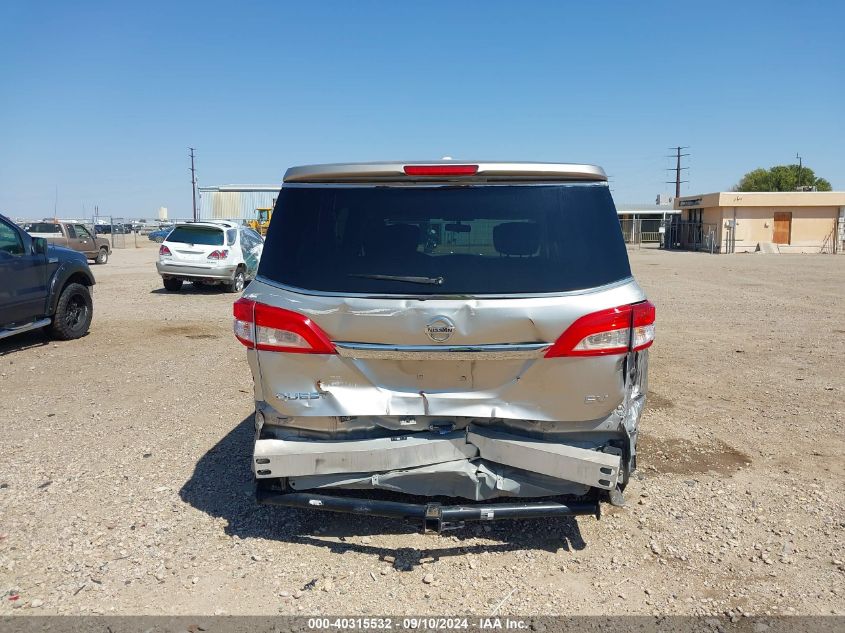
666,146,689,199
189,147,198,221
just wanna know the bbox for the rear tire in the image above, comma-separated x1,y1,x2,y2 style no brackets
50,283,93,340
95,248,108,265
225,269,246,293
163,278,183,292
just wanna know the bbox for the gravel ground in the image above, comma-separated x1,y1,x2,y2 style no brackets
1,244,843,616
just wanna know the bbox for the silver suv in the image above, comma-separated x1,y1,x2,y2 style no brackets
233,162,654,531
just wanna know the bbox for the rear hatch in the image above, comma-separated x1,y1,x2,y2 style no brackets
242,169,648,425
163,225,227,265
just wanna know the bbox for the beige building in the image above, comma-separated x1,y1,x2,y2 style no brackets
673,191,845,253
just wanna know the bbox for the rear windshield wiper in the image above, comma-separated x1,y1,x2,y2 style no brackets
348,274,444,285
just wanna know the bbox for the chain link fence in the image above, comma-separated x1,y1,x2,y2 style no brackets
92,215,129,248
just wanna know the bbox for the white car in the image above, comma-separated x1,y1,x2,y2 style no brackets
156,221,264,293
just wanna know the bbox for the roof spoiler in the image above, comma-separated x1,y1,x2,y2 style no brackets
284,161,607,184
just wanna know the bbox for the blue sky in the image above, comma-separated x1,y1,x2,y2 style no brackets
1,1,843,219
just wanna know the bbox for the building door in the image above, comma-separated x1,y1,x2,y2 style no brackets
773,212,792,244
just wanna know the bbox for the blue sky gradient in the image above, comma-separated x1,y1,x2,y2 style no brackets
1,0,843,218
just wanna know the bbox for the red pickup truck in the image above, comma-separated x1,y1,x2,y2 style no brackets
23,221,111,264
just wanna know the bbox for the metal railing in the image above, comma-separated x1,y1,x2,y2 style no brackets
618,219,666,249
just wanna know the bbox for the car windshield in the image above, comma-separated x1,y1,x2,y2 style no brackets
258,183,631,295
166,226,224,246
25,223,62,233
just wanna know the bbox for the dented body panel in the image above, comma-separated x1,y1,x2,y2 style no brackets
247,277,644,423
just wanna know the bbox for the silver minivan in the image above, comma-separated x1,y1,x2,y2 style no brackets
234,162,654,530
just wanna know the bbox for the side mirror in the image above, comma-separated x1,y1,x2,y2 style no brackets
33,237,48,255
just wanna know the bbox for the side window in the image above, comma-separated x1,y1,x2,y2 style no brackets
75,224,93,239
65,225,77,238
227,229,237,246
0,220,24,256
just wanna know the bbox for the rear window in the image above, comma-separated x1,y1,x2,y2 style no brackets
259,184,631,295
167,226,224,246
25,223,62,233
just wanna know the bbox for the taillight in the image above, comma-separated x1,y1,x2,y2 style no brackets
403,164,478,176
631,301,656,351
207,249,228,260
233,298,255,347
232,298,336,354
159,244,171,256
545,301,655,357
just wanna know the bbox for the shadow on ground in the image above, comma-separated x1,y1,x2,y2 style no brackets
0,328,54,356
150,279,256,296
179,416,590,564
149,284,231,295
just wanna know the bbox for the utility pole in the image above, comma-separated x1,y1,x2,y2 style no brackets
189,147,198,221
795,152,803,190
666,146,689,199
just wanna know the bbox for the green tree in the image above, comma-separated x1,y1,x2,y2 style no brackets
734,164,832,192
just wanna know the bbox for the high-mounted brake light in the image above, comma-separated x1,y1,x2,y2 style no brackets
403,164,479,176
159,244,172,256
207,249,228,260
233,298,336,354
545,301,655,358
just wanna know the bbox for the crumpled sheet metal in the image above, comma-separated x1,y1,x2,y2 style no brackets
467,426,620,489
254,431,476,477
289,459,590,501
256,349,627,423
256,424,620,499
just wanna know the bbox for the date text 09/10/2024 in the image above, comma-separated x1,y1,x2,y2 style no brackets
306,617,530,630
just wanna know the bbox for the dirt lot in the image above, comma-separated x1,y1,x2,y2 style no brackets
1,243,843,617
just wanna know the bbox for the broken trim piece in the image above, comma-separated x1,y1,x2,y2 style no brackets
467,426,621,490
254,431,477,477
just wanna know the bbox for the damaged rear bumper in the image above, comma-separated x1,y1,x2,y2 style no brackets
253,424,622,501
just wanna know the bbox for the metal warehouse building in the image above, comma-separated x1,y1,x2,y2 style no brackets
197,185,280,222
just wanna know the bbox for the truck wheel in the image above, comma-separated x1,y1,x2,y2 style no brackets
163,278,183,292
225,269,246,293
95,248,109,265
50,283,93,340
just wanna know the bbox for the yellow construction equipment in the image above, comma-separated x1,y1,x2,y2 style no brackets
248,207,272,236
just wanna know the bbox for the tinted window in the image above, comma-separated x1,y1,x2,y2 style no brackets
259,184,631,295
226,229,237,246
25,223,62,234
0,220,24,256
166,226,224,246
